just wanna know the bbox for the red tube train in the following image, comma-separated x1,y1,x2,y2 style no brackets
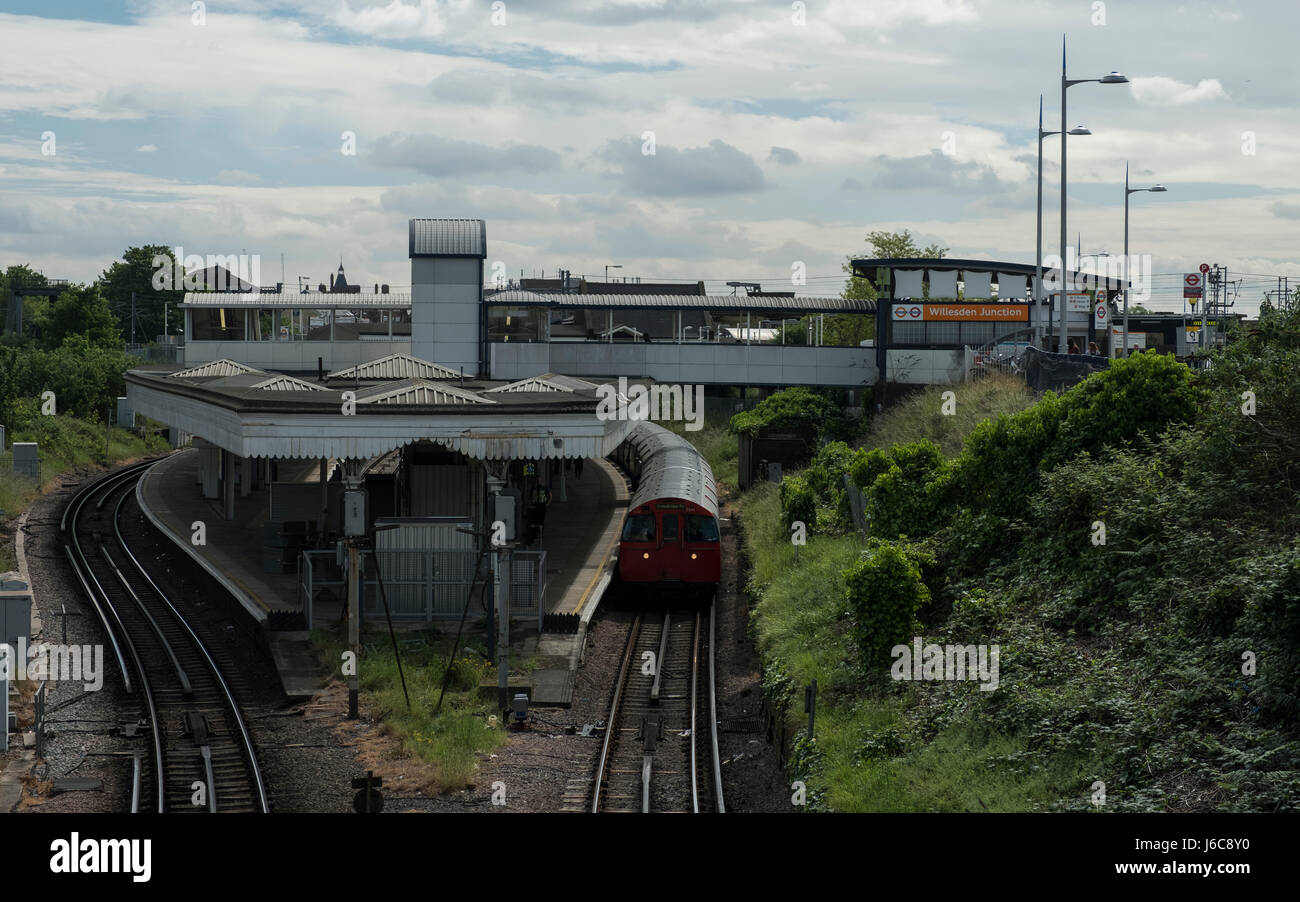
611,422,720,591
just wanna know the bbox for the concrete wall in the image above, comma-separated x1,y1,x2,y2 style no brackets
885,348,968,385
182,339,411,372
412,257,482,375
490,341,877,387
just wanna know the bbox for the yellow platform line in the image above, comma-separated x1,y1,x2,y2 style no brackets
570,524,621,616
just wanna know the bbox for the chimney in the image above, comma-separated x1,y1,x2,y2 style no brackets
381,284,389,294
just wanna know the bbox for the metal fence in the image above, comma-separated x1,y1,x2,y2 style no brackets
300,547,546,629
967,327,1037,383
0,454,41,485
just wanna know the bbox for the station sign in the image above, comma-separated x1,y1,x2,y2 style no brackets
1184,272,1203,298
1110,327,1146,349
892,303,1028,322
1094,303,1108,329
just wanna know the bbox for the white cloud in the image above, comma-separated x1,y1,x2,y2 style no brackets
1130,76,1228,106
216,169,261,185
136,144,157,152
333,0,451,39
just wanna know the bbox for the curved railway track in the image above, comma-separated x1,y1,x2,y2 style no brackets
591,601,725,813
61,461,269,813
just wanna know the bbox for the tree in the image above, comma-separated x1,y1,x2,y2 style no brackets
98,245,183,345
45,284,123,350
842,229,949,300
1,264,49,341
829,230,949,345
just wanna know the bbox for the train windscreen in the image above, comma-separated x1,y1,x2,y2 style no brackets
621,514,656,542
686,515,719,542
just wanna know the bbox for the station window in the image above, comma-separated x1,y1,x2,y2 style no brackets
961,323,996,345
487,305,544,342
302,309,332,341
621,514,656,542
893,321,925,344
927,322,960,345
251,309,274,341
191,307,245,341
390,307,412,337
686,515,719,542
550,308,587,340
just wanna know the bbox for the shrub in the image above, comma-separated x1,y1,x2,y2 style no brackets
730,386,837,440
844,540,930,672
778,474,816,531
861,439,948,540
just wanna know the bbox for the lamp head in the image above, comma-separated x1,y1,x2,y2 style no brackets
1068,125,1092,135
1099,71,1130,84
1148,184,1168,192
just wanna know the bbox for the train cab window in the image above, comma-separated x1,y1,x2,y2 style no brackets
661,514,679,542
686,515,719,542
621,514,656,542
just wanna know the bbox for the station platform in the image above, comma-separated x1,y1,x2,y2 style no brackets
137,447,628,704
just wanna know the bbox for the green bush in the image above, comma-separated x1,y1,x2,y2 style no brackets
844,540,930,672
861,439,948,540
730,386,838,441
778,474,816,531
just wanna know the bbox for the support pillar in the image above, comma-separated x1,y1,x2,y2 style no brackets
320,457,329,535
222,449,236,521
494,547,511,715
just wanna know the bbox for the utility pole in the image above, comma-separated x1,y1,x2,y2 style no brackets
130,291,136,346
495,545,511,715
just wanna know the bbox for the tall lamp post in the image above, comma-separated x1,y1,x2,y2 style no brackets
1121,161,1167,357
1037,94,1090,347
1058,36,1128,352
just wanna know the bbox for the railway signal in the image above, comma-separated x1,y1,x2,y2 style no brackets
352,771,384,813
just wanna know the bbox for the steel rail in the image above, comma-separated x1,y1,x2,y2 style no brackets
65,463,166,812
111,463,271,814
708,599,725,812
591,614,641,813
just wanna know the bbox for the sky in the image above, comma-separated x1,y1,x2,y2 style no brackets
0,0,1296,314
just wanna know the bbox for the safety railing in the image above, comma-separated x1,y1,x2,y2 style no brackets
300,547,546,628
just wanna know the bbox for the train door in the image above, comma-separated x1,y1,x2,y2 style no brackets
658,511,682,580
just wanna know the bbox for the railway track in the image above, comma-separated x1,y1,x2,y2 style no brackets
61,461,269,813
591,601,725,813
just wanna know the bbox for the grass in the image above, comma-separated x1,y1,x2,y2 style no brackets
863,373,1034,457
738,435,1108,811
0,414,170,573
310,626,506,794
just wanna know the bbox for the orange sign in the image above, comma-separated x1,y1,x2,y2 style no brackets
897,304,1029,322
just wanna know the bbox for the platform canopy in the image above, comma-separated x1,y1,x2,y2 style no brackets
126,357,634,462
850,257,1130,296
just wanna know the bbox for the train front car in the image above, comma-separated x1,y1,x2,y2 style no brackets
615,424,720,594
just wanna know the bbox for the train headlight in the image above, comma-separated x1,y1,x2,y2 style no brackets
642,552,650,559
690,553,697,560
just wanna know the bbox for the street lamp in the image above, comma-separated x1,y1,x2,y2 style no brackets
1058,36,1128,352
1037,92,1091,347
1120,161,1167,357
605,264,622,283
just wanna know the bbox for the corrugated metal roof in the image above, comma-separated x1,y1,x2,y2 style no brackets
252,374,327,392
356,379,495,406
409,218,487,258
484,289,873,313
168,359,264,378
485,373,599,394
182,291,410,308
625,423,718,519
327,353,463,381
